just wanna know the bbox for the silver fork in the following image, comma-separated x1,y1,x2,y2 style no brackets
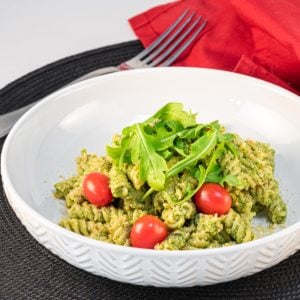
78,9,207,79
0,10,207,137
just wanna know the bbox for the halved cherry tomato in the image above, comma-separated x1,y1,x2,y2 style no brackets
194,183,232,215
130,215,168,249
82,172,113,207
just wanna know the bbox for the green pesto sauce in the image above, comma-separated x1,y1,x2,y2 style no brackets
54,135,287,250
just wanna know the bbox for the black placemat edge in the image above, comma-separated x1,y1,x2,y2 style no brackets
0,40,143,114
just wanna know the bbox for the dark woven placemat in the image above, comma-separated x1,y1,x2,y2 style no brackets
0,40,299,300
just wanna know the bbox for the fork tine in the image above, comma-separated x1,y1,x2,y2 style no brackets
142,12,196,64
161,20,207,67
134,9,189,60
150,16,202,67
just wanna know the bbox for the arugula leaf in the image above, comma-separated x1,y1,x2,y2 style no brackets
106,126,133,165
220,174,241,186
205,167,222,183
118,133,133,168
204,142,225,183
225,141,239,158
158,149,173,160
134,124,167,190
217,132,235,143
163,119,184,132
106,145,121,163
172,165,206,204
146,120,181,151
209,120,222,131
173,146,188,157
171,143,225,203
159,125,203,150
166,130,217,178
146,102,197,128
204,142,240,187
206,142,225,174
177,124,205,139
130,134,140,164
173,138,189,157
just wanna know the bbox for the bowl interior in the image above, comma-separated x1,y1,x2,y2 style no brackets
3,68,300,229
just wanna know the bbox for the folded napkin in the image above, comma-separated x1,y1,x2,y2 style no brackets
129,0,300,95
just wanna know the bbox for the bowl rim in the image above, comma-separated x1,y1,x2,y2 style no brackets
2,67,300,256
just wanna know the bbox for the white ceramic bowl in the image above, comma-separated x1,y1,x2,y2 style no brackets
2,68,300,287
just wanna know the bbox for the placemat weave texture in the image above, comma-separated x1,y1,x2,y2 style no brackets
0,41,299,300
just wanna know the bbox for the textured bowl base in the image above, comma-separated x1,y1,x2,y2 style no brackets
3,177,300,287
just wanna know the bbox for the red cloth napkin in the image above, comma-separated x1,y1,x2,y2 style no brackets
129,0,300,95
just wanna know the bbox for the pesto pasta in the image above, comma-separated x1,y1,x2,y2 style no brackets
54,102,287,250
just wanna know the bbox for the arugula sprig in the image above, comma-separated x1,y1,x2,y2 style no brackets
132,124,168,190
106,102,240,202
165,130,217,178
145,102,197,128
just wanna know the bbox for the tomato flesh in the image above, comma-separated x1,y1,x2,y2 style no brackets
130,215,168,249
194,183,232,215
82,172,113,207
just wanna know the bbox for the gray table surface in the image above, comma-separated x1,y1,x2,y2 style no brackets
0,0,169,89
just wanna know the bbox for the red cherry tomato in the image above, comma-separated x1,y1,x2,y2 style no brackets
194,183,232,215
130,215,168,249
82,172,113,207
